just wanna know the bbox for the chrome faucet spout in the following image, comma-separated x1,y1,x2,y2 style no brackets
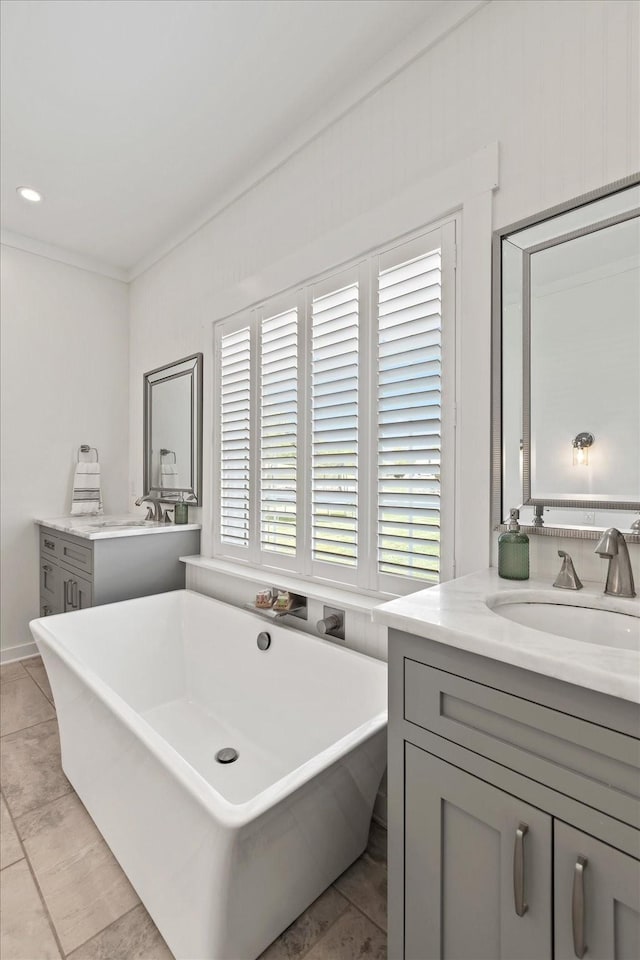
594,527,636,598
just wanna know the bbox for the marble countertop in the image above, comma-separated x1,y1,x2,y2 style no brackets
373,569,640,703
36,515,201,540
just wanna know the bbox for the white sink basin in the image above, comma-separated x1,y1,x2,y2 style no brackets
487,595,639,651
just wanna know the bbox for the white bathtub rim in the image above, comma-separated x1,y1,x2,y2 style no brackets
30,606,387,830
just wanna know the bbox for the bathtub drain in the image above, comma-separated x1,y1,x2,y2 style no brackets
216,747,239,764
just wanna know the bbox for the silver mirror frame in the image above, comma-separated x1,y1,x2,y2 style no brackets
143,352,203,505
491,172,640,532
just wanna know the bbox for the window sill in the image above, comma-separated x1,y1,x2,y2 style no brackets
180,555,396,615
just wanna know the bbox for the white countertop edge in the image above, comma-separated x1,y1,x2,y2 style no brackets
180,554,394,615
372,569,640,704
37,516,201,540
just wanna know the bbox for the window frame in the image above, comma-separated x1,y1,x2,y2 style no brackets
212,216,458,596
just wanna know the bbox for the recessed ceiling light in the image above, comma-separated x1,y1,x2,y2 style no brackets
16,186,43,203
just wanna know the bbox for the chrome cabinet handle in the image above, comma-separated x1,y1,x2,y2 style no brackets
72,581,78,608
42,564,52,573
572,856,588,958
65,580,72,609
513,822,529,917
44,538,55,550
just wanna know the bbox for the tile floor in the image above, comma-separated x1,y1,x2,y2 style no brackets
1,656,387,960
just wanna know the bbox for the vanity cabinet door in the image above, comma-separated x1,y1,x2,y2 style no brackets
404,743,552,960
40,558,63,614
62,572,93,611
554,821,640,960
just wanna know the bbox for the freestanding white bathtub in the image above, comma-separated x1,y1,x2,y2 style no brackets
30,590,387,960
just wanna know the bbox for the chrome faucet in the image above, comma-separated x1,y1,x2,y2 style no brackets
594,528,636,598
134,495,165,522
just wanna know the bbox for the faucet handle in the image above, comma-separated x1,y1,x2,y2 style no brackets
553,550,583,591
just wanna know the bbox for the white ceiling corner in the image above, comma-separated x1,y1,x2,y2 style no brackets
1,0,485,279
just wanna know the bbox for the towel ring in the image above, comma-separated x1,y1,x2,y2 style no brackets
78,444,99,462
160,448,177,463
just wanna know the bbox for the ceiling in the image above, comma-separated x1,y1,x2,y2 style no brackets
1,0,456,275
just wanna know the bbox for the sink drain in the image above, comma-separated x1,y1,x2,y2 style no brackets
215,747,239,764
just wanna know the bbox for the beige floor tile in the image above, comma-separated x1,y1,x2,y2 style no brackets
67,904,174,960
16,792,139,955
23,658,54,703
0,674,56,736
1,718,72,818
0,661,26,683
1,795,23,869
304,905,386,960
334,845,387,931
0,858,62,959
22,655,43,667
259,887,350,959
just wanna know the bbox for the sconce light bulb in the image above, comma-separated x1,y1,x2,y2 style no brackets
572,432,594,467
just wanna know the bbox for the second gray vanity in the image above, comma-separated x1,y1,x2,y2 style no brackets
374,570,640,960
38,517,200,616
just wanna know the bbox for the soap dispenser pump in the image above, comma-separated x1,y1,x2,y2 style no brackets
498,508,529,580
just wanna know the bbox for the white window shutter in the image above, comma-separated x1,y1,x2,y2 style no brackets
219,326,251,548
311,280,359,568
377,246,442,583
260,308,298,556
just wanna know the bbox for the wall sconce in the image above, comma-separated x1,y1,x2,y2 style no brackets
572,432,594,466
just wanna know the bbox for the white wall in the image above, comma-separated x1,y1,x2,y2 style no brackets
126,0,639,616
0,245,129,660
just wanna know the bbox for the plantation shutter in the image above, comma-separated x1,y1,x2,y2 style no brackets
260,308,298,556
219,325,251,548
311,277,359,568
377,241,442,583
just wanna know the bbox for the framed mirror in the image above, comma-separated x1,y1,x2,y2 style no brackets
143,353,203,505
493,174,640,534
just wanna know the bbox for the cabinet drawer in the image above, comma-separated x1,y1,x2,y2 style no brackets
59,538,92,575
404,660,640,829
40,529,61,559
40,529,92,574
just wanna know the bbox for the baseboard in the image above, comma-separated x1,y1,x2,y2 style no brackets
0,640,39,664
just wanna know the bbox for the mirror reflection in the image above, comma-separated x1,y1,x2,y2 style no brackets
529,217,639,503
496,178,640,532
143,353,203,504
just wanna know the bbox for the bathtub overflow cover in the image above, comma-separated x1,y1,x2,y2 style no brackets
257,631,271,651
216,747,239,764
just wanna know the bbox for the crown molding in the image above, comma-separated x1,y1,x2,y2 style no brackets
0,230,128,282
129,0,488,282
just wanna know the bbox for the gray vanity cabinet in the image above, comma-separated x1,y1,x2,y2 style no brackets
38,525,200,616
405,744,552,960
554,823,640,960
389,630,640,960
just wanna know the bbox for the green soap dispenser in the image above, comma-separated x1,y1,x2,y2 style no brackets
498,508,529,580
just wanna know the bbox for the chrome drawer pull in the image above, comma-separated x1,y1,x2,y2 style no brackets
572,855,588,958
72,581,78,608
513,822,529,916
42,564,52,573
44,539,55,550
65,580,72,608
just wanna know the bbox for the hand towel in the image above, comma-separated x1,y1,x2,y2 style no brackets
70,461,103,515
160,461,180,487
